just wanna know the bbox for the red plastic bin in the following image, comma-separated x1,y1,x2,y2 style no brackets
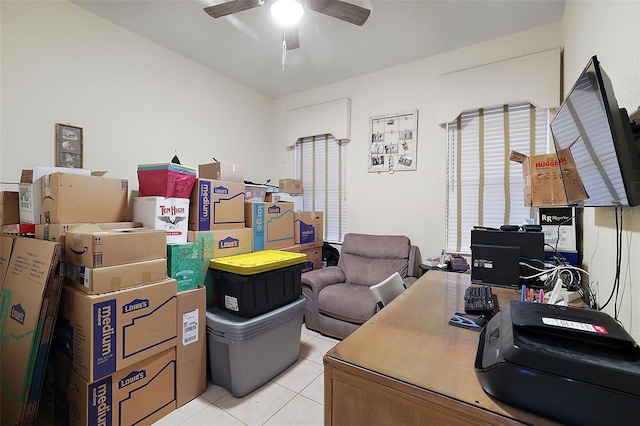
137,163,197,199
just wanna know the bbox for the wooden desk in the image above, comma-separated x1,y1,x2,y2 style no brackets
323,271,560,425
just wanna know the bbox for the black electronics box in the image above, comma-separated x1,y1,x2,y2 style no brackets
470,230,544,288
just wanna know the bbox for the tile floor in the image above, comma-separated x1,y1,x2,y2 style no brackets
151,324,340,426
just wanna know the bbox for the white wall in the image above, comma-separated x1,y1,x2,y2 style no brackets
274,23,562,263
562,0,640,339
0,1,275,188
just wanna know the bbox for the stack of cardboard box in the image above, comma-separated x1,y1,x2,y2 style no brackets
188,162,253,306
18,171,207,425
274,179,323,273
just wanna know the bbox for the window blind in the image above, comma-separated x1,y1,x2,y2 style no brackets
446,103,550,253
295,135,347,243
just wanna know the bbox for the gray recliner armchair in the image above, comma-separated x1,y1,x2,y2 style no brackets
301,233,421,339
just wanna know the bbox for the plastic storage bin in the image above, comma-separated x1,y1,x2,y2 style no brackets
210,250,306,318
137,163,197,198
206,297,305,397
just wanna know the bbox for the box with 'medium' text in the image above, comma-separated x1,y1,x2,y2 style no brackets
54,348,176,426
189,179,245,231
55,278,178,382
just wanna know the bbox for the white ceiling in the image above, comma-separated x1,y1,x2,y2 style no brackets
71,0,566,99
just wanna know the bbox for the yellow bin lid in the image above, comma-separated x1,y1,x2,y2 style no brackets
209,250,307,275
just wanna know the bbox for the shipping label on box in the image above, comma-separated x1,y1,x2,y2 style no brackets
133,196,189,243
41,173,129,223
294,212,323,246
198,162,244,183
19,181,41,224
245,202,295,251
189,179,245,231
0,238,61,425
56,278,178,382
65,258,168,295
176,286,206,407
54,348,176,426
510,149,588,207
65,225,166,268
187,229,252,305
167,242,200,292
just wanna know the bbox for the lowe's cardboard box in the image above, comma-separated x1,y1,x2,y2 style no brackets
187,228,252,305
54,347,176,426
176,285,206,407
65,225,166,268
281,244,322,273
55,278,178,382
510,149,588,207
245,202,295,251
65,258,168,295
294,211,323,248
133,196,189,243
41,173,129,223
1,237,61,425
189,178,245,231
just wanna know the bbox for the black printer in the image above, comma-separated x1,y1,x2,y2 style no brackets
475,301,640,425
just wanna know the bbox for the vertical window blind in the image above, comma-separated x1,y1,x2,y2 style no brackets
295,135,347,243
445,102,550,253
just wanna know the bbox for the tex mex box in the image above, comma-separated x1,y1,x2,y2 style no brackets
54,347,176,426
55,278,177,382
189,179,245,231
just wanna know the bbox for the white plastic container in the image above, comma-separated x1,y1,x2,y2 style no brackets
205,297,305,397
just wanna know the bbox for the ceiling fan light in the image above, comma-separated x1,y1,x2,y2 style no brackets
270,0,304,27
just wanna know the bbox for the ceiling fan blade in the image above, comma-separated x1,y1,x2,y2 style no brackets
204,0,263,19
308,0,371,26
285,27,300,50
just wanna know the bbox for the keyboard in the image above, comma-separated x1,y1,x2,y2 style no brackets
464,286,495,315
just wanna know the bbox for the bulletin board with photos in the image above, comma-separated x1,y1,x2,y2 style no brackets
368,110,418,172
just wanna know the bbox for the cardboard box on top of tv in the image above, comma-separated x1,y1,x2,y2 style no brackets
510,148,588,207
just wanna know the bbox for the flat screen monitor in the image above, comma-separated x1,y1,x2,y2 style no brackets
550,55,640,207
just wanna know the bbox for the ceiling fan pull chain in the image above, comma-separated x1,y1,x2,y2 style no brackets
281,28,287,70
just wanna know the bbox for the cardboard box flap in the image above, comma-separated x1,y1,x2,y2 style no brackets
20,170,33,184
509,151,528,164
91,171,107,176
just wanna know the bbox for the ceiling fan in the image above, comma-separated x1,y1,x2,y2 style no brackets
203,0,371,51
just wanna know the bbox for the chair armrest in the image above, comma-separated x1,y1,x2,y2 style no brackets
408,245,422,278
301,266,346,332
301,266,346,295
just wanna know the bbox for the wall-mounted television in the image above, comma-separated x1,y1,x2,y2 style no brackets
550,55,640,207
